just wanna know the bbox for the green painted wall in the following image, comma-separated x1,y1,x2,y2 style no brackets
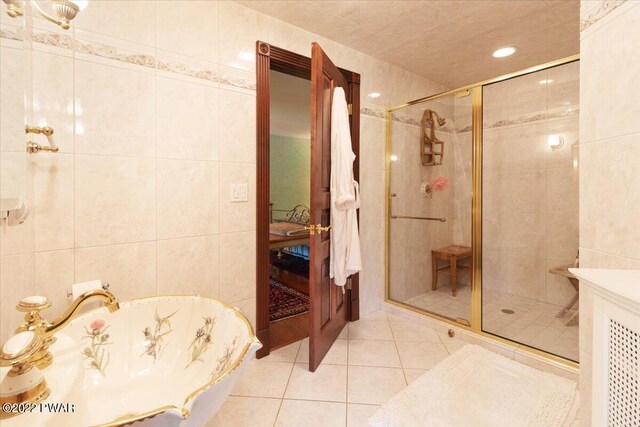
270,134,310,217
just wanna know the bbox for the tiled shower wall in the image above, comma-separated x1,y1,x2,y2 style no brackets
388,97,473,304
482,61,580,308
0,1,446,341
578,0,640,424
388,110,455,302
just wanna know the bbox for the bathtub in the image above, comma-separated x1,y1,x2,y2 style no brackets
63,295,261,426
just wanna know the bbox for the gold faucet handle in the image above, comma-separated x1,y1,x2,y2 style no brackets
0,331,51,419
0,331,43,368
13,297,56,369
15,296,51,336
16,296,51,313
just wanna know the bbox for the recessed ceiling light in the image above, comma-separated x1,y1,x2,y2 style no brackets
390,154,398,161
539,79,554,84
368,92,381,98
492,47,516,58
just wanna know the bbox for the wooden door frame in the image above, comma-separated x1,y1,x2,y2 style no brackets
255,41,361,359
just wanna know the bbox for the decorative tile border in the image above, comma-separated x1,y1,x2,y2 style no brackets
361,107,385,120
383,106,579,133
391,112,420,127
219,65,256,91
158,57,218,82
75,37,157,69
0,28,256,91
484,107,579,131
0,24,23,42
30,30,73,51
580,0,627,32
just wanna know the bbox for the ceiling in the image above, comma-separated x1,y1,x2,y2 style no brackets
270,70,311,139
237,0,579,88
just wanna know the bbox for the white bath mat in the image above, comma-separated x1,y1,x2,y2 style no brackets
369,344,579,427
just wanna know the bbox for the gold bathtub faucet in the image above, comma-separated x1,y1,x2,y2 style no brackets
13,288,119,369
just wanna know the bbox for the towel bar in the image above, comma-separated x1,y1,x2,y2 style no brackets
391,215,446,222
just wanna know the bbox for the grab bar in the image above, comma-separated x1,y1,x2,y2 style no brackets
391,215,446,222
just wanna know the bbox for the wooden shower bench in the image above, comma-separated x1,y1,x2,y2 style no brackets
431,245,472,296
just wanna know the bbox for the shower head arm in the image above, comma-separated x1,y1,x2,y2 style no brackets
429,110,446,127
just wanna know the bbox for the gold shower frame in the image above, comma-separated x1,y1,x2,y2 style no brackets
384,54,580,369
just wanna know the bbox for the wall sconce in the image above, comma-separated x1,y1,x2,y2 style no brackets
547,134,564,151
2,0,88,30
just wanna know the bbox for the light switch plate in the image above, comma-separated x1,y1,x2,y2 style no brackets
230,183,248,202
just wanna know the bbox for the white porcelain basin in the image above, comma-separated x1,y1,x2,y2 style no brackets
62,295,261,426
0,296,259,426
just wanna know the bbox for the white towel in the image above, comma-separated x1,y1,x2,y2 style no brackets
329,87,362,288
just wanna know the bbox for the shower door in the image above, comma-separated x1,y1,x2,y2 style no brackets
481,61,580,362
387,92,473,324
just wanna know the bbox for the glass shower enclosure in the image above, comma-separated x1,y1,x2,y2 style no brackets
387,91,473,324
386,56,580,364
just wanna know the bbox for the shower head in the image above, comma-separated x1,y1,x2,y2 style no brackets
427,109,446,126
424,109,446,127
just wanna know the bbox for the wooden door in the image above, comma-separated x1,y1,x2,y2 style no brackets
309,42,350,372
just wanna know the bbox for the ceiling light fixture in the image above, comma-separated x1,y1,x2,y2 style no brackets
492,47,516,58
2,0,88,30
368,92,381,99
539,79,554,84
390,154,398,162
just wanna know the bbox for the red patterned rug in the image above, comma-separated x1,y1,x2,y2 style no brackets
269,278,309,322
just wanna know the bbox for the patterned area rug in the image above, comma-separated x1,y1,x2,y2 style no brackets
270,251,309,279
269,278,309,322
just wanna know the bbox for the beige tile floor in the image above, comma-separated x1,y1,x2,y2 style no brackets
207,310,465,427
405,286,579,361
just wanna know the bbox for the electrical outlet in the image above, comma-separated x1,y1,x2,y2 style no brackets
230,183,248,202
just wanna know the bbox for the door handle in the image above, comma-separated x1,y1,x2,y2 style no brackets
315,224,331,233
304,224,331,236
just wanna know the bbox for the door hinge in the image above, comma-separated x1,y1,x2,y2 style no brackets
347,103,353,115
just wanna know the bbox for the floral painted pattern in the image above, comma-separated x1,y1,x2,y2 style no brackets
211,337,239,378
186,316,216,368
82,319,112,376
141,310,178,363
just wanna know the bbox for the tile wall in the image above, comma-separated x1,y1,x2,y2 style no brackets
0,1,446,342
0,10,34,345
578,0,640,424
